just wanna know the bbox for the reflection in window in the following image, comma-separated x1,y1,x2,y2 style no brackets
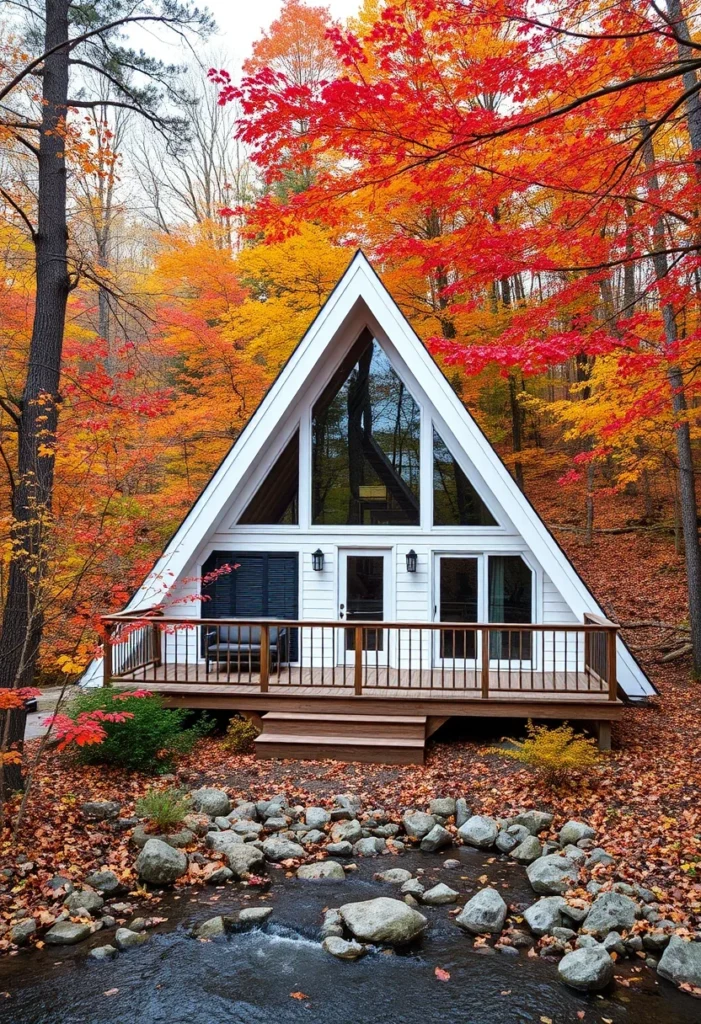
433,428,497,526
312,332,420,525
238,431,298,525
489,555,532,659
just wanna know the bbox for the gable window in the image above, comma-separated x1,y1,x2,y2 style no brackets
238,431,299,525
433,428,497,526
312,330,420,525
488,555,532,659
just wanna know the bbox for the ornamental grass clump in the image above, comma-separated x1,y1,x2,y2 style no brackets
136,787,191,833
491,721,602,786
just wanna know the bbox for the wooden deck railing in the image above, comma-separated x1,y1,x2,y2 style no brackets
101,613,619,700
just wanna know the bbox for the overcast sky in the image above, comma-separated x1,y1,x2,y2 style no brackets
135,0,362,77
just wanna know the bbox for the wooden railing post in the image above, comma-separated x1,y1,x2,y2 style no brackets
103,623,113,688
607,627,617,701
354,626,363,695
481,628,490,698
260,623,269,693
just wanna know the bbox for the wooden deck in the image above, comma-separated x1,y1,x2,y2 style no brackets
116,663,611,698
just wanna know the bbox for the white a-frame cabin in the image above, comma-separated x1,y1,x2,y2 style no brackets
91,252,655,763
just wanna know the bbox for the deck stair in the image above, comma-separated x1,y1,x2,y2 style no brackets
254,712,430,764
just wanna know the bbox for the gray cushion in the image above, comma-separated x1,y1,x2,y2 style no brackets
210,626,281,644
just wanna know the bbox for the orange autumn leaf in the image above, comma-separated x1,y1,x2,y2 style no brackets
434,967,451,982
289,991,309,1001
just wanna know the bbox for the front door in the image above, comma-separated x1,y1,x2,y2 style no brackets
434,555,481,667
338,551,389,664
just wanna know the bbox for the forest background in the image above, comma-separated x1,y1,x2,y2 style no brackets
1,0,700,694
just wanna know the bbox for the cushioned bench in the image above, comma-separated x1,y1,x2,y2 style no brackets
205,624,287,674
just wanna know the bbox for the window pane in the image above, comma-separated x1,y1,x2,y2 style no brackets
345,555,384,651
312,334,420,525
439,558,477,659
238,432,298,525
489,555,532,659
433,428,497,526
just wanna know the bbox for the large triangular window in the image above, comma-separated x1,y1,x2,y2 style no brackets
312,330,421,525
433,427,497,526
238,431,299,525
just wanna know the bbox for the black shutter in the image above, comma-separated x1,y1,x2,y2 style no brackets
232,556,266,618
201,551,298,622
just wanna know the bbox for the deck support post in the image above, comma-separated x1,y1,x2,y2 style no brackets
607,628,618,700
596,721,612,751
354,627,363,695
260,624,269,693
102,626,113,688
481,628,490,698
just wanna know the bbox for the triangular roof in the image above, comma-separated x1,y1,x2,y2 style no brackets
83,251,654,698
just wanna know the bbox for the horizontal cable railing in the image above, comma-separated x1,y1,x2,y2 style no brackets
100,614,618,700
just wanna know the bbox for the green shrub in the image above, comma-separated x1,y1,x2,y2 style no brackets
490,721,602,786
136,787,191,832
66,690,211,772
222,715,259,754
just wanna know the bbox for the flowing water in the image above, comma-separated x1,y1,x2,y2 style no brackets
1,848,698,1024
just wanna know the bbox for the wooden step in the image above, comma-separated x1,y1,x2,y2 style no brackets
260,711,427,739
254,711,427,764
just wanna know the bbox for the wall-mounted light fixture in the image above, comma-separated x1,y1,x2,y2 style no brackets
312,548,325,572
406,549,418,573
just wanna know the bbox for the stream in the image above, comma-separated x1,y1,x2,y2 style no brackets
1,848,698,1024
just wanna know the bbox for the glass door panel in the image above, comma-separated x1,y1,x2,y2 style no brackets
339,552,388,662
436,557,479,663
488,555,533,662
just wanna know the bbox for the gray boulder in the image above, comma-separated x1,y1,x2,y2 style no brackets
135,839,188,885
229,819,263,836
322,935,366,960
458,815,498,849
421,824,452,853
422,883,459,906
340,897,427,945
84,870,124,897
191,788,230,817
327,841,353,857
562,844,586,865
586,848,614,869
193,915,226,939
333,793,362,815
658,936,701,988
226,844,265,877
114,927,148,950
205,831,243,854
206,866,234,885
456,887,507,935
643,922,675,952
375,868,413,885
455,798,471,828
402,811,437,840
238,907,273,925
65,891,104,915
526,855,579,895
559,820,595,845
401,878,425,898
10,919,36,947
229,801,258,821
320,908,344,938
496,824,530,854
262,837,305,861
523,896,567,937
330,819,363,844
511,836,542,864
183,812,212,836
302,829,326,846
81,800,121,821
305,807,331,829
45,921,92,945
558,946,614,991
429,798,456,818
89,944,118,961
353,837,385,857
582,892,639,938
296,861,345,880
513,810,554,835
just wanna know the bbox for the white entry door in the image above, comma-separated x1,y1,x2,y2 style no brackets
338,550,390,665
433,555,483,668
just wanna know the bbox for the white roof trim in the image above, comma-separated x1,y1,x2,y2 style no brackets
81,251,654,697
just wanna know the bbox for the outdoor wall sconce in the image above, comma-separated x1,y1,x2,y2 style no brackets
312,548,325,571
406,549,418,573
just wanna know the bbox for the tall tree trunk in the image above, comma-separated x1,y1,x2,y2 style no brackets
665,0,701,168
641,122,701,677
0,0,70,790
